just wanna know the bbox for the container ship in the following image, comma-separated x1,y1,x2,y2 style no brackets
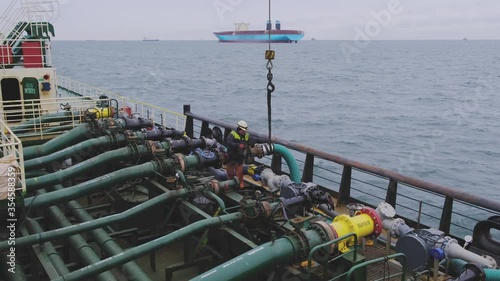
1,1,499,281
213,21,304,43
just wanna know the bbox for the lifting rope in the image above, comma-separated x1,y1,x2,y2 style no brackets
265,0,275,142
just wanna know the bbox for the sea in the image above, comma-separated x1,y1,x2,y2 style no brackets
51,40,500,203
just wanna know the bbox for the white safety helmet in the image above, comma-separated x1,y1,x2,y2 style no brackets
237,120,248,131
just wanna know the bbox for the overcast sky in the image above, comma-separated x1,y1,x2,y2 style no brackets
1,0,500,40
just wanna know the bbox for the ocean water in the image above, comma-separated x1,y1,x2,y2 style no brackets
51,40,500,201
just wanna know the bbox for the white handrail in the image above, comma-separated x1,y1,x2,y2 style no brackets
57,75,187,131
0,118,25,197
1,96,112,140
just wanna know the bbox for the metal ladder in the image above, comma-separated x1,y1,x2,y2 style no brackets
0,0,58,44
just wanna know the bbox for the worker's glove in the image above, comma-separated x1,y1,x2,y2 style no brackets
239,144,246,150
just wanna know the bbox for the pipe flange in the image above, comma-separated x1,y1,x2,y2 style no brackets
186,138,195,152
154,157,166,174
376,202,396,220
261,201,272,218
289,229,310,260
210,180,220,194
483,256,497,269
390,218,405,238
254,144,264,158
107,131,118,147
145,140,156,156
277,175,290,189
174,153,185,172
442,236,458,259
128,143,140,157
309,220,338,254
125,130,139,143
284,230,305,261
151,142,166,158
182,135,191,149
360,207,383,238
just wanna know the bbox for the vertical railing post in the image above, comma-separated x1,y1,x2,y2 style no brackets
385,178,398,208
302,153,315,182
338,165,352,204
440,196,453,234
183,105,193,138
200,121,210,138
271,154,283,174
223,128,231,144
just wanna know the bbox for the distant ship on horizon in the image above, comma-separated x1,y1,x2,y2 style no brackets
143,37,159,41
213,21,304,43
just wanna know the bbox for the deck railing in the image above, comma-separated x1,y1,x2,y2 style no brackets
0,37,52,68
183,105,500,239
0,118,25,197
1,95,116,141
57,75,186,131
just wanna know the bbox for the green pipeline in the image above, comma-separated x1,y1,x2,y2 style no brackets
52,212,243,281
25,218,71,276
24,134,128,170
2,182,237,250
54,185,153,281
24,127,185,171
22,117,155,160
24,124,93,160
41,124,76,133
24,153,218,209
26,143,152,191
39,189,118,281
11,111,83,133
274,144,301,183
191,228,324,281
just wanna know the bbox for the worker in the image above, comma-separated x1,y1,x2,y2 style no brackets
225,120,251,189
